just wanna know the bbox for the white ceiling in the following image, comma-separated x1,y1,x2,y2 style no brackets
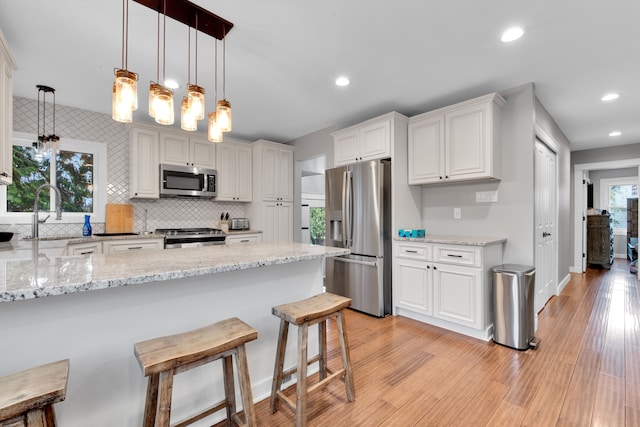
1,0,638,151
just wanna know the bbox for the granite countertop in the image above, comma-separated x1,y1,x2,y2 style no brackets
394,234,506,246
0,242,349,303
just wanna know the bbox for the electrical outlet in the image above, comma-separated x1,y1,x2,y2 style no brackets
454,208,461,219
476,191,498,203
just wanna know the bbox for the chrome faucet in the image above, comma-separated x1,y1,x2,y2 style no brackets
32,184,62,239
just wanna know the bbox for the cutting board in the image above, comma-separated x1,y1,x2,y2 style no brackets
105,203,134,234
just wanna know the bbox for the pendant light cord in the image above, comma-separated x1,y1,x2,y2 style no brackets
156,10,160,83
214,38,218,103
222,36,226,99
162,0,167,85
187,26,191,85
195,15,198,85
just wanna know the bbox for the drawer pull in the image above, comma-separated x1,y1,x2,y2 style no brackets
447,254,463,258
80,251,93,255
240,239,250,243
405,250,418,253
128,246,143,250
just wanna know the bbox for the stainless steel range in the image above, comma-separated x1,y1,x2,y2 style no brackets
156,228,226,249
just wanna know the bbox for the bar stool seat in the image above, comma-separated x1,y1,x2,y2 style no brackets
134,317,258,427
0,359,69,427
270,292,355,427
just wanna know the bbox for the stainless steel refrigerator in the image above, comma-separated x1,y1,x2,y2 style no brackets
325,159,391,317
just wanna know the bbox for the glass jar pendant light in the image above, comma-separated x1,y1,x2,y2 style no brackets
216,37,232,132
181,96,197,131
208,112,223,142
112,0,137,123
155,0,174,125
186,18,205,122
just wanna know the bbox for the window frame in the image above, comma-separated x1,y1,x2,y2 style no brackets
0,132,107,224
599,176,638,236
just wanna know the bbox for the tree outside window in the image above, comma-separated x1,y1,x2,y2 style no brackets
7,146,94,213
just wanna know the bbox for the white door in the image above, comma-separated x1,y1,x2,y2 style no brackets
581,172,590,272
534,140,558,313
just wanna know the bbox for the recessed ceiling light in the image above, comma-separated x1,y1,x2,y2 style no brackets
164,79,179,89
335,76,350,87
501,27,524,43
609,131,622,137
601,93,620,102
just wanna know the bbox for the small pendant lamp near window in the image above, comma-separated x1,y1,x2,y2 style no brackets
216,37,232,132
155,0,174,125
33,85,61,158
112,0,138,123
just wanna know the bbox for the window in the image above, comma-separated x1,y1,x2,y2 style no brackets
600,177,638,234
309,207,325,245
1,132,107,224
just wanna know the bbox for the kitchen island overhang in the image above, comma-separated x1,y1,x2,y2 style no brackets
0,242,348,427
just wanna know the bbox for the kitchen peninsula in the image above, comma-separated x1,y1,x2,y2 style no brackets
0,240,347,426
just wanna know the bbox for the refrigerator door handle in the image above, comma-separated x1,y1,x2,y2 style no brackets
343,170,353,247
333,257,378,268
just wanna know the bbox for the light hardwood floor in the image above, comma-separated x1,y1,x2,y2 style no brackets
219,259,640,426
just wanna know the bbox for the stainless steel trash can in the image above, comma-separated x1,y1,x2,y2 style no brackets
492,264,536,350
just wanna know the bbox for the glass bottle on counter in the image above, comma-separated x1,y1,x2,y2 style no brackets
83,214,92,236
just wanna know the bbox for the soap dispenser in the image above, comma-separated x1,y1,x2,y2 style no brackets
83,214,92,236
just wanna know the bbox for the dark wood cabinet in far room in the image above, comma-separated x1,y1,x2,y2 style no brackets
587,214,613,268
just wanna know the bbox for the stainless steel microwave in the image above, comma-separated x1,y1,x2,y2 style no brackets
160,164,217,198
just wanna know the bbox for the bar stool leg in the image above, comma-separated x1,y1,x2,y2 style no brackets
236,344,257,427
26,408,46,427
156,370,174,427
142,374,159,427
270,319,289,414
318,319,327,381
296,323,309,427
337,310,355,401
222,355,236,427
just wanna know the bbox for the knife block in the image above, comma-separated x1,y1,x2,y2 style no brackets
220,220,229,233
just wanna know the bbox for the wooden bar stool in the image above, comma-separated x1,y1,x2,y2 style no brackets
134,318,258,427
0,359,69,427
270,293,355,427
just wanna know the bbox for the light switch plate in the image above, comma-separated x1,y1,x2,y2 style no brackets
476,191,498,203
454,208,461,219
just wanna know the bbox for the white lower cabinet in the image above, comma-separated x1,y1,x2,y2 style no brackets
394,240,503,340
102,238,164,254
394,258,432,316
65,241,103,256
432,262,482,329
225,233,262,245
262,202,293,242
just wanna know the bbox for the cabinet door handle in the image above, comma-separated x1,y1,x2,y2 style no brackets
433,266,437,270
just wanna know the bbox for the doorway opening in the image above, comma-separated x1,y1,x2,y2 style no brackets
299,156,326,245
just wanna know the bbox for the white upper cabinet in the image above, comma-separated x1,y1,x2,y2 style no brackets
246,140,294,243
408,93,505,185
160,133,215,169
129,127,160,199
215,138,252,202
0,29,17,186
253,139,293,202
332,113,393,167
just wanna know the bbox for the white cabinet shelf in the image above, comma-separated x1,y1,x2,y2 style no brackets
408,93,505,185
0,29,17,186
215,139,252,202
393,240,503,340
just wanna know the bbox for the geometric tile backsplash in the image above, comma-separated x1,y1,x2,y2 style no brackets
3,96,245,238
